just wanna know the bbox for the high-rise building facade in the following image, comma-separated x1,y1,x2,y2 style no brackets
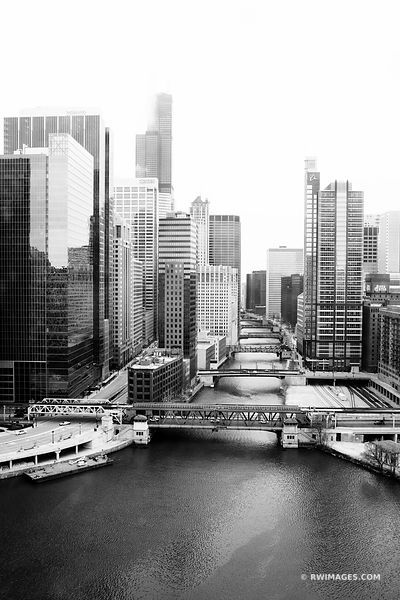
190,197,209,266
365,273,400,303
363,215,379,279
132,260,144,357
362,300,382,372
197,265,239,345
281,274,304,328
112,214,134,368
158,213,198,380
245,270,266,312
158,191,175,219
379,305,400,392
0,134,96,402
266,248,303,319
135,93,172,194
0,151,48,403
377,211,400,274
113,178,158,342
3,111,111,378
209,215,241,330
301,178,364,370
302,158,320,358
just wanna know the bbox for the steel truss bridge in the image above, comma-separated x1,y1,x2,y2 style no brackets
26,402,400,433
198,368,300,380
127,403,304,430
240,323,273,329
27,403,124,424
230,345,281,353
239,332,282,340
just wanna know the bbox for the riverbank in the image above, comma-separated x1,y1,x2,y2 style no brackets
319,441,400,482
0,425,134,480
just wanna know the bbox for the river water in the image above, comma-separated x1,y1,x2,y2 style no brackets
1,335,399,600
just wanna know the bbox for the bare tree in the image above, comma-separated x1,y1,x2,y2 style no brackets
313,418,326,446
363,441,387,472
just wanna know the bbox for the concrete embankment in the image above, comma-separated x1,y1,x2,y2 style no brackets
318,443,400,482
0,425,134,480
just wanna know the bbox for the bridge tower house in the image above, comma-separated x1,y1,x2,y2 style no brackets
281,418,299,448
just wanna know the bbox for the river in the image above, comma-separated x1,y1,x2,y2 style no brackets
0,336,399,600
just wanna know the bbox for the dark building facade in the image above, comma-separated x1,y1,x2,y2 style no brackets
246,270,266,312
3,112,111,378
362,300,382,372
128,350,183,403
0,154,48,403
281,274,303,328
363,224,379,278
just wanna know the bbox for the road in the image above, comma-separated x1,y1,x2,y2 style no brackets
90,371,128,403
0,420,95,458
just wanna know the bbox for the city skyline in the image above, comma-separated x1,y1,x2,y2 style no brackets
2,1,400,276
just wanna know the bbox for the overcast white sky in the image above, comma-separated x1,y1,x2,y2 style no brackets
2,0,400,275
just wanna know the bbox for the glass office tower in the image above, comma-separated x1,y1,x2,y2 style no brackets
209,215,241,333
46,135,95,397
0,153,48,403
3,112,110,378
135,93,172,194
0,134,95,402
266,248,303,319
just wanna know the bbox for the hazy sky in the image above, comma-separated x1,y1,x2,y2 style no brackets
2,0,400,276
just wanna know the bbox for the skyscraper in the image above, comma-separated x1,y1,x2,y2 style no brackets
281,274,304,328
0,134,96,402
379,305,400,392
158,213,198,381
190,197,209,266
113,178,158,342
301,174,364,370
377,211,400,273
209,215,241,329
135,93,172,194
301,158,320,358
112,214,136,368
266,248,303,319
245,270,266,312
197,265,238,345
3,111,111,378
363,215,379,279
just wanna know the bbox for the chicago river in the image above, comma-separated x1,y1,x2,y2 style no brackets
1,334,399,600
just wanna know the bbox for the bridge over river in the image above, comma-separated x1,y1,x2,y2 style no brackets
198,368,304,386
26,402,400,448
127,403,304,431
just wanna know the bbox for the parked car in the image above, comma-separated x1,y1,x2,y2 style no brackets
59,421,71,427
